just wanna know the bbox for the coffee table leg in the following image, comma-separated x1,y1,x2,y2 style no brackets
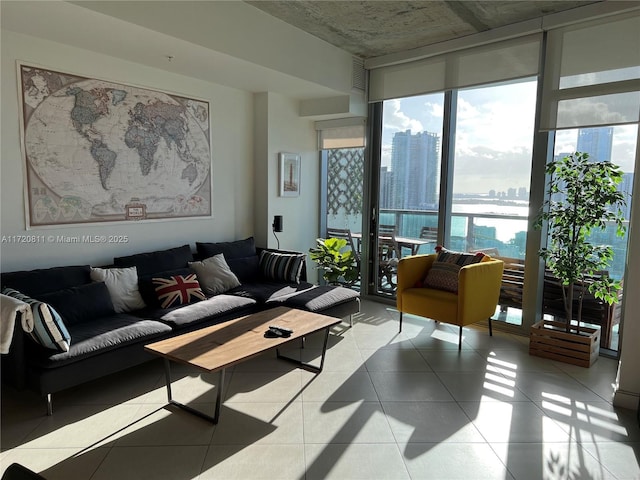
276,327,331,373
163,358,223,424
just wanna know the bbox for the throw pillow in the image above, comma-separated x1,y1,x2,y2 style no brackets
1,265,91,297
188,254,241,296
259,251,305,284
1,287,71,352
38,282,116,326
225,255,260,283
138,267,193,308
152,274,206,309
195,237,256,260
113,244,193,277
423,246,485,293
90,266,146,313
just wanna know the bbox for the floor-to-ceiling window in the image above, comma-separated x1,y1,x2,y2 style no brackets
374,79,538,303
450,79,537,327
538,12,640,354
363,9,639,355
544,125,637,352
318,120,366,290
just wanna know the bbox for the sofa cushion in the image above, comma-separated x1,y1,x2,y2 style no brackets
152,295,257,329
2,287,71,352
259,251,305,284
279,286,360,313
113,245,193,277
90,266,146,313
423,246,485,293
1,265,91,297
189,254,241,296
196,238,260,281
38,282,116,326
196,237,256,260
226,256,260,283
152,274,206,309
228,281,315,303
34,314,172,367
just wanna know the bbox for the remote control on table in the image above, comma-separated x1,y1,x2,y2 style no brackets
269,325,293,336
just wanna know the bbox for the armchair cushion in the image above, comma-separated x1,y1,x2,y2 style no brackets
423,247,485,293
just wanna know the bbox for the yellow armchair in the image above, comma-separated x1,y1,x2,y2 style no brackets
396,253,504,349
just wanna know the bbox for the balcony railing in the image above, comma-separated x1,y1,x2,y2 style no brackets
379,208,529,259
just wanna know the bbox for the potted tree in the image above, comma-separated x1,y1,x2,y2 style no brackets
309,237,360,286
531,152,627,366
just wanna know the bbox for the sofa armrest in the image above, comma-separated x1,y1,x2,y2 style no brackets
1,314,27,389
396,254,436,311
457,259,504,324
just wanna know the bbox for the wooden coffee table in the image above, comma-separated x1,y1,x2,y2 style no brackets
145,306,341,423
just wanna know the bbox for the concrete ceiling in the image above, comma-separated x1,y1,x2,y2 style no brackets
246,0,600,59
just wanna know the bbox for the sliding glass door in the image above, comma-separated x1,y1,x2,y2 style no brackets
375,93,444,294
450,79,538,326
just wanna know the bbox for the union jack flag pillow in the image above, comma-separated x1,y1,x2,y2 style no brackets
152,274,206,309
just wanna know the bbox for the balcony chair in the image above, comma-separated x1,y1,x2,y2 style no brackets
396,251,504,349
326,227,361,270
419,226,438,242
419,226,438,254
378,225,401,292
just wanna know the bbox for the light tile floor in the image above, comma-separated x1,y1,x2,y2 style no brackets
1,299,638,479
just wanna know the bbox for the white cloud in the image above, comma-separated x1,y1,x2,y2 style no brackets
382,98,424,134
426,101,443,118
456,91,536,153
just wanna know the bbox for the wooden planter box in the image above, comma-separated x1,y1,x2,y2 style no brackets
529,320,600,368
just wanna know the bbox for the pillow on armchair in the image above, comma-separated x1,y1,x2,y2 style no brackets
422,246,485,293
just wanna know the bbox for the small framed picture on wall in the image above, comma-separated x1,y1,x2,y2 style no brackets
279,152,301,197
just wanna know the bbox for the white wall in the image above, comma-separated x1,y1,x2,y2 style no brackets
0,30,254,271
253,92,320,283
614,151,640,410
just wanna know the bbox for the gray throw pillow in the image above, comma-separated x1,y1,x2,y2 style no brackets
189,254,241,296
90,266,146,313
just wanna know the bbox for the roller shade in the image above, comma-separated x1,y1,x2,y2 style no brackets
540,12,640,130
369,34,541,102
316,118,366,149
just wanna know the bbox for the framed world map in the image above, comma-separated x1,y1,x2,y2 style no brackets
18,63,212,227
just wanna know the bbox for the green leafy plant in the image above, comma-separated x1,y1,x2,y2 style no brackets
309,237,360,286
536,152,627,333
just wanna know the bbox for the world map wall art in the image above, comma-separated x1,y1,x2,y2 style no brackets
18,63,212,227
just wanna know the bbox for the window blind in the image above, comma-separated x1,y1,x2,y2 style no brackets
540,11,640,130
368,34,541,102
316,118,366,149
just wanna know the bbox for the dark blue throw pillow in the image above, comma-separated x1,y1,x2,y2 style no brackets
225,255,260,283
196,237,256,260
38,282,115,326
195,238,259,283
113,245,193,277
1,265,91,297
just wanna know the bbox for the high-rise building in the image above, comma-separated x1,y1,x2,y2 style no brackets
389,130,440,210
577,127,613,162
619,172,634,220
379,166,392,209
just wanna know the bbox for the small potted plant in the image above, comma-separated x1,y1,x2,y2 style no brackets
532,152,627,365
309,237,360,286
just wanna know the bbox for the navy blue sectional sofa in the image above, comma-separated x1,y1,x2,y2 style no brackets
1,238,359,414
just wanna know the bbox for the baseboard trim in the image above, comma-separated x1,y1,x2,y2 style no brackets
613,389,639,410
